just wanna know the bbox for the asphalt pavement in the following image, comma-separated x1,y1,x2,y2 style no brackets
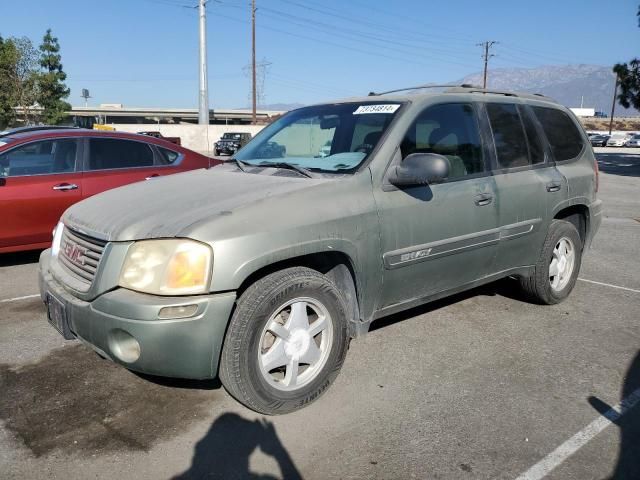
1,148,639,479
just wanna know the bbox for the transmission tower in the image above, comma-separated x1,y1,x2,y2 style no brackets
243,59,271,110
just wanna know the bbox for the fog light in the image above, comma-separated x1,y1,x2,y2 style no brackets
108,329,141,363
158,304,198,319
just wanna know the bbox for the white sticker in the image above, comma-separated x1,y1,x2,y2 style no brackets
353,104,400,115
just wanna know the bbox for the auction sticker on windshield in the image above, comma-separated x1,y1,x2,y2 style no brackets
353,104,401,114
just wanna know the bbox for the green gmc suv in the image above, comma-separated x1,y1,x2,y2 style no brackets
39,86,602,414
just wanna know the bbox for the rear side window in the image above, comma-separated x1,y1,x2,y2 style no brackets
520,107,545,165
486,103,529,169
532,107,584,161
157,147,180,164
401,103,484,179
88,138,154,170
0,139,77,177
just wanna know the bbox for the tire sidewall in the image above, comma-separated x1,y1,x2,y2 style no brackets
231,272,349,413
539,221,583,303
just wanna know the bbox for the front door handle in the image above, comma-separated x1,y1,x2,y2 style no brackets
474,193,493,206
52,183,78,191
546,182,561,193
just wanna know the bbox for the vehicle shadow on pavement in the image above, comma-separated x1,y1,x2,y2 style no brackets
0,250,42,267
595,153,640,178
588,351,640,480
172,413,303,480
370,277,524,332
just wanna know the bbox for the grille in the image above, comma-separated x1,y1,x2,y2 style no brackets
59,227,107,284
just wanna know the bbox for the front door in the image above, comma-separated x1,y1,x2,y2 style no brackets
0,138,82,250
373,103,499,310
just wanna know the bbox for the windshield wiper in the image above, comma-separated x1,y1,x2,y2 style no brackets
226,158,250,172
258,161,314,178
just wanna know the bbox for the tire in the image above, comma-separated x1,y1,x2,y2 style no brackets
219,267,350,414
519,219,583,305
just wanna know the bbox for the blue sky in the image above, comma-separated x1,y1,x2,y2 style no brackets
2,0,639,109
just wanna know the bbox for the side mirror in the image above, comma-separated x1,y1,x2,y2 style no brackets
388,153,450,187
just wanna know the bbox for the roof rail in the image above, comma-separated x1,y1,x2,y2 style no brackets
444,86,556,102
368,84,476,96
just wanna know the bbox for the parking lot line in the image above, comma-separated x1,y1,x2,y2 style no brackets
0,294,40,304
514,387,640,480
578,278,640,294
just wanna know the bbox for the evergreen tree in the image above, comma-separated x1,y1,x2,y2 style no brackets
37,29,71,125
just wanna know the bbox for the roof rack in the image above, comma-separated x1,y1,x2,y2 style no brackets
444,86,555,101
368,84,555,102
368,84,476,96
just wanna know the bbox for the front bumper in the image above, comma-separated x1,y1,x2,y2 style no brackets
216,144,238,154
38,249,236,379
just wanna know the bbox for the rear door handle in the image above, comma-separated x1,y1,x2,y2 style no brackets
474,193,493,206
52,183,78,191
546,182,561,193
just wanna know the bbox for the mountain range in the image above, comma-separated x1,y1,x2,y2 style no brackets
458,64,638,116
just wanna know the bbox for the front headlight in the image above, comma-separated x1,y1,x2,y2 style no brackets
51,221,64,258
119,239,213,295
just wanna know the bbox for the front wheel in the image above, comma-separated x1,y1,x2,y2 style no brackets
219,267,350,414
519,219,583,304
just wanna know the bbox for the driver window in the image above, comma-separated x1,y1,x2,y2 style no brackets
400,103,484,179
268,116,335,158
0,139,78,178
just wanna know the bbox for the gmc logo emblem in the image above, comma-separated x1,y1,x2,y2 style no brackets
63,241,87,266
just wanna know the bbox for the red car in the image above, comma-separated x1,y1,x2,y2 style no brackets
0,129,218,253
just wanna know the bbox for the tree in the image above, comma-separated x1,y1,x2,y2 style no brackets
0,35,16,129
613,5,640,110
37,29,70,125
0,35,39,128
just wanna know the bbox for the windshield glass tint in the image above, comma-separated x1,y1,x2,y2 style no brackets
235,102,402,172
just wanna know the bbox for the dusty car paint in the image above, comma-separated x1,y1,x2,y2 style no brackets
39,90,601,381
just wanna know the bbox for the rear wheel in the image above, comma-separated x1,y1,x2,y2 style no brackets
219,267,349,414
519,220,583,305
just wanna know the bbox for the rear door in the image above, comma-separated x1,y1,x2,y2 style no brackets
0,138,82,250
530,106,593,206
81,137,168,198
484,102,567,273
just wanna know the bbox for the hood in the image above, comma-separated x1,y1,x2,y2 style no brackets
63,165,327,241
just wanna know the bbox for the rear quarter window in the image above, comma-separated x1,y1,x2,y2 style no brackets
532,107,584,161
157,147,180,164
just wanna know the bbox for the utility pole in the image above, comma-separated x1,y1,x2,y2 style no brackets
477,41,498,89
251,0,257,124
609,75,619,135
198,0,209,125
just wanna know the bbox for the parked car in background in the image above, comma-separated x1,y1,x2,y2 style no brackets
214,132,252,156
625,134,640,147
606,134,631,147
0,129,218,253
590,134,610,147
137,131,182,146
39,87,601,414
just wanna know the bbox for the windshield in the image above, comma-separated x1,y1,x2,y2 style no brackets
223,133,242,140
235,102,403,173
